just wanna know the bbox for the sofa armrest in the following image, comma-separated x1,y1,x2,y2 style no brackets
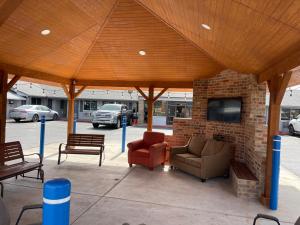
170,146,188,156
127,139,144,151
201,148,233,178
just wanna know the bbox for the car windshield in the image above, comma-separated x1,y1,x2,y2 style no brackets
16,105,34,110
100,104,121,111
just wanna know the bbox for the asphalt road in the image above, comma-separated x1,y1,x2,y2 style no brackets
5,120,172,150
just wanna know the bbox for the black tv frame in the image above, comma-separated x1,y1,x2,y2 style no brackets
207,97,243,123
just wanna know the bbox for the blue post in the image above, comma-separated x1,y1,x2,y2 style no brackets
270,135,281,210
121,113,127,153
43,178,71,225
73,114,77,134
39,115,46,158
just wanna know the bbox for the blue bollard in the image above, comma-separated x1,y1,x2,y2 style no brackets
73,117,77,134
39,115,46,158
43,178,71,225
270,135,281,210
121,114,127,153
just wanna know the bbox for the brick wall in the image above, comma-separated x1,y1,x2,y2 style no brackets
169,69,267,196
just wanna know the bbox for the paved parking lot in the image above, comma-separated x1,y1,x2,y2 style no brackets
6,120,172,150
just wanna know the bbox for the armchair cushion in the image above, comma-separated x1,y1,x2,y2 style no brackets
131,149,150,158
201,139,225,157
143,132,165,148
188,136,207,156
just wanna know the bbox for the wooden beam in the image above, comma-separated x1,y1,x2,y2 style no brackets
67,82,75,135
153,87,168,102
0,0,23,26
61,84,70,99
6,75,21,91
74,86,87,98
77,79,193,89
258,49,300,83
135,86,148,100
147,86,154,132
262,72,291,206
0,70,8,165
0,63,70,84
275,71,292,105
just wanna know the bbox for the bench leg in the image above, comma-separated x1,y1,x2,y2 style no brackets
0,182,3,197
58,152,61,165
40,169,44,183
99,152,102,167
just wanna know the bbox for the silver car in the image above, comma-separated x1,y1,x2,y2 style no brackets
9,105,59,122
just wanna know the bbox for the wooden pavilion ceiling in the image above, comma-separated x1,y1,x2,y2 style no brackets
0,0,300,88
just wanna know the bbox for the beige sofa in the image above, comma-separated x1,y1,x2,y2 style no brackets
170,136,234,182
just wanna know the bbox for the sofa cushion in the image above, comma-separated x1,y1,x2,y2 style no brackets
201,139,225,157
174,153,198,163
188,136,207,156
185,157,202,168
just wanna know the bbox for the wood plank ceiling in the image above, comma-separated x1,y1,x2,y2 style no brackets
0,0,300,87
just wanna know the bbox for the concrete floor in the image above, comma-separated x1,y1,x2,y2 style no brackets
2,122,300,225
1,140,299,225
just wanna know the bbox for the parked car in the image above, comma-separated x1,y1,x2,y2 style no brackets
9,105,59,122
91,104,133,129
289,114,300,135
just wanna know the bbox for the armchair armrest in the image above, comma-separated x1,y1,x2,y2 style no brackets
149,142,167,151
127,139,144,151
16,204,42,225
24,153,43,164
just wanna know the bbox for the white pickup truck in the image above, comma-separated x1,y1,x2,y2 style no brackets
289,115,300,135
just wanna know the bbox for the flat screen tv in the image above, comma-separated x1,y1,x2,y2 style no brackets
207,97,242,123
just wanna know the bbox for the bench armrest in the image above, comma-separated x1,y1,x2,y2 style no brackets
59,143,67,152
24,153,43,164
253,214,280,225
16,204,42,225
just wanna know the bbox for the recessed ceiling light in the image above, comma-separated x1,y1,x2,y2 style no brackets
201,24,211,30
41,29,51,36
138,50,146,56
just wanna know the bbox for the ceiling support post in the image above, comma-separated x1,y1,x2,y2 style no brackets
261,71,292,207
0,70,8,165
67,81,76,136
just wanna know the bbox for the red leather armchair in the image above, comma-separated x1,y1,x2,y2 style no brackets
127,131,167,170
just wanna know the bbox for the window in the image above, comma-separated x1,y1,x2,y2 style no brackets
31,98,41,105
83,100,97,111
47,99,52,109
281,108,290,121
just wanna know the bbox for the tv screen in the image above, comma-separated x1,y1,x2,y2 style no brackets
207,98,242,123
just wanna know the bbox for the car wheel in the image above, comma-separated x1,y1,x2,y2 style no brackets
14,119,20,123
93,123,99,128
32,114,39,122
53,114,58,121
115,118,121,129
288,125,295,136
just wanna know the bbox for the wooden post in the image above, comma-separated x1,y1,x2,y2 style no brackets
0,70,7,165
147,87,154,132
262,72,291,206
67,81,75,135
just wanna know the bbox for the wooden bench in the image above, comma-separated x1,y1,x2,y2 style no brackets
58,134,105,166
230,161,259,198
0,141,44,197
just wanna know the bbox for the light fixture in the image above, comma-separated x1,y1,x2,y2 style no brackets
138,50,146,56
41,29,51,36
30,83,32,88
42,89,45,94
201,24,211,30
